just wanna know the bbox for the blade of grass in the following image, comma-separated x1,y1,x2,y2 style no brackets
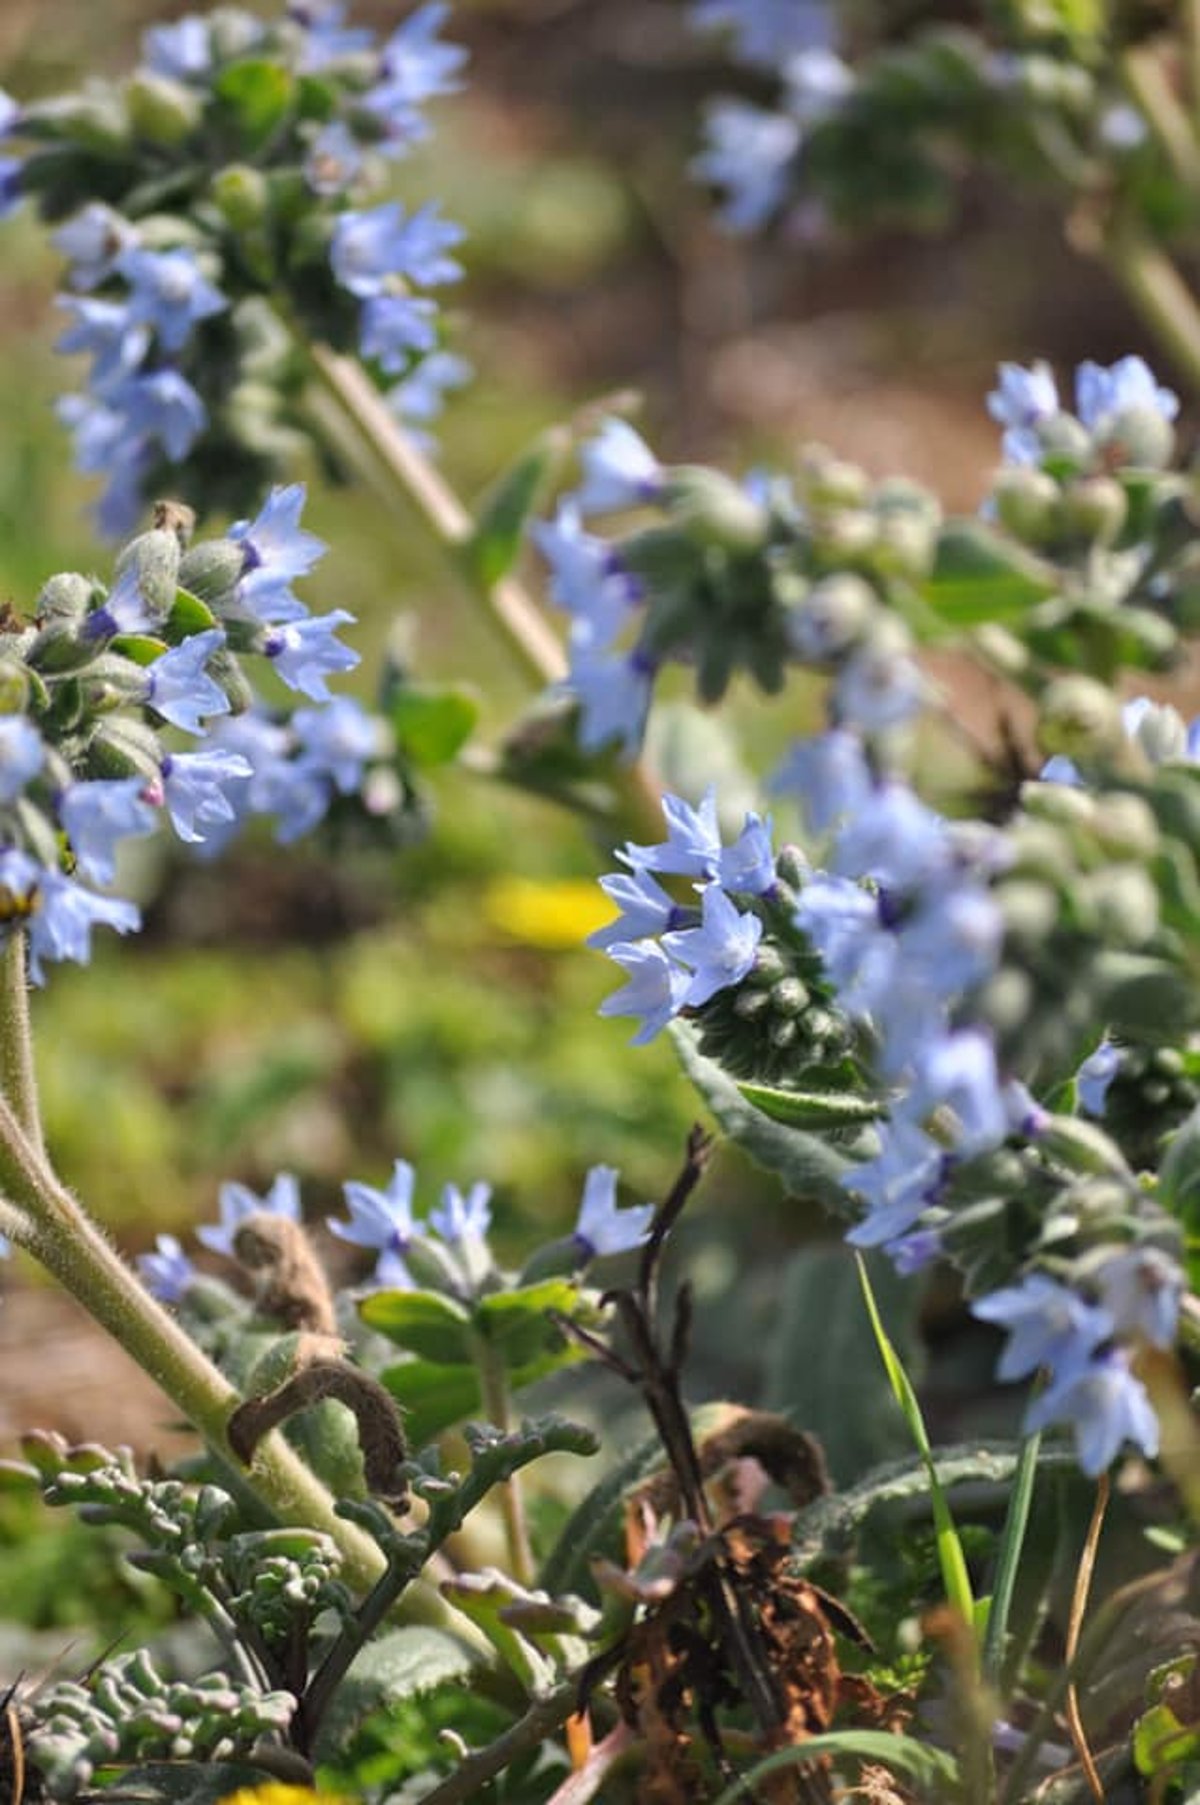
981,1426,1042,1693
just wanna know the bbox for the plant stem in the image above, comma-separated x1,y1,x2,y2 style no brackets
0,934,44,1156
981,1427,1041,1694
1101,223,1200,395
1188,0,1200,124
1119,46,1200,194
0,1088,396,1593
306,344,567,689
473,1332,535,1587
416,1680,582,1805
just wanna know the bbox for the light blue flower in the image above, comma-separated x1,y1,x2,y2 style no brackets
60,779,157,885
305,120,365,196
972,1272,1113,1383
198,1173,302,1256
1075,355,1178,433
292,697,380,792
834,643,925,732
110,368,208,460
772,729,872,836
575,419,664,516
692,99,801,233
366,3,468,150
598,940,692,1044
82,561,156,642
588,868,684,953
1024,1349,1158,1474
52,204,137,290
146,628,229,734
662,882,763,1007
568,645,654,757
55,296,150,390
909,1029,1008,1157
262,611,359,702
230,484,326,624
793,872,880,994
1093,1245,1182,1349
843,1117,946,1248
359,293,438,370
627,788,722,880
25,868,140,984
328,1159,421,1288
533,502,641,649
717,812,776,896
1077,1038,1120,1116
987,360,1059,464
833,782,947,893
138,1233,198,1304
385,350,472,441
142,16,213,80
291,2,375,71
573,1165,654,1260
0,716,43,804
161,748,253,844
690,0,834,65
331,200,464,297
430,1180,492,1243
117,247,227,353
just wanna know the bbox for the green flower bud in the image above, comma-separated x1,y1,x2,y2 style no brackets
998,876,1059,945
1038,1114,1133,1180
178,538,246,610
786,572,875,661
991,466,1061,544
1019,779,1097,829
1081,863,1159,946
664,468,768,552
85,719,163,783
1095,404,1175,471
36,572,94,624
26,623,101,675
1091,791,1159,861
799,449,870,511
1037,410,1092,466
972,622,1030,677
814,510,878,562
0,660,28,713
978,965,1034,1035
114,526,182,621
1037,673,1124,762
1060,474,1128,544
733,987,772,1021
871,509,936,578
211,163,271,231
770,976,811,1017
126,73,204,146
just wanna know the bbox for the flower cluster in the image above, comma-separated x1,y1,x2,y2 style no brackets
2,2,467,530
0,484,411,981
988,355,1178,472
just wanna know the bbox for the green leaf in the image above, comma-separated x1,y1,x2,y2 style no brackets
475,1277,586,1367
710,1729,959,1803
737,1081,884,1132
111,634,168,666
764,1246,920,1486
312,1626,476,1760
166,586,218,638
921,522,1057,627
671,1020,871,1213
439,1571,556,1692
214,59,295,149
359,1288,474,1364
382,1359,482,1449
1134,1701,1200,1779
96,1762,274,1803
390,684,480,766
465,431,563,588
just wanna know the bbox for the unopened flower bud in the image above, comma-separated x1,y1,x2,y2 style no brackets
1037,674,1124,763
37,572,94,625
992,466,1061,543
799,450,870,510
26,623,100,675
972,622,1030,677
85,718,163,783
115,527,182,620
1095,404,1175,471
211,163,271,232
1036,411,1092,466
1083,863,1159,947
786,572,875,662
665,468,768,551
1061,475,1127,544
127,73,204,147
178,539,247,609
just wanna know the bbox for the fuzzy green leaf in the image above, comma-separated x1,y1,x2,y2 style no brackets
312,1626,476,1760
737,1081,884,1131
390,684,480,766
359,1288,474,1364
465,431,563,587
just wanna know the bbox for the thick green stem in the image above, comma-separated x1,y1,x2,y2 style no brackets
474,1332,534,1588
981,1427,1041,1694
1119,46,1200,194
1101,224,1200,396
0,1089,394,1591
0,934,44,1156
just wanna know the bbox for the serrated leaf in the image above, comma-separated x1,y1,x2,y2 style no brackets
166,586,218,638
390,684,479,765
312,1625,476,1760
737,1081,884,1131
921,522,1057,627
215,59,295,149
765,1246,919,1485
359,1288,475,1364
671,1020,872,1213
466,432,563,587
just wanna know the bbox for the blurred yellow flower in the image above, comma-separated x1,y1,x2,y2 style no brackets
482,876,614,949
218,1786,348,1805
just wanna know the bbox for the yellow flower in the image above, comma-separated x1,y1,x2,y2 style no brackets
483,876,614,949
218,1786,348,1805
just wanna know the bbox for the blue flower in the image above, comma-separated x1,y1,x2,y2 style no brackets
692,99,801,233
366,3,468,150
229,485,327,624
843,1117,946,1248
887,1227,944,1276
834,643,925,732
908,1029,1008,1157
52,204,137,290
291,697,380,792
145,628,230,734
142,16,213,80
662,882,763,1007
430,1180,492,1243
331,200,464,297
588,868,684,952
385,350,471,441
359,293,438,370
533,502,642,650
833,782,947,893
261,611,359,701
972,1272,1113,1383
627,788,722,880
56,296,150,389
328,1159,420,1289
161,749,253,844
575,419,664,516
1024,1349,1158,1474
987,360,1059,464
83,561,156,641
60,779,157,885
717,812,776,896
1092,1245,1182,1349
110,369,208,460
137,1233,198,1304
772,729,872,836
305,120,365,196
598,940,692,1044
573,1165,654,1260
116,248,227,353
1077,1038,1120,1116
793,872,880,994
0,716,43,804
24,868,140,984
690,0,834,65
198,1173,301,1256
568,645,655,757
1075,355,1178,432
291,2,375,70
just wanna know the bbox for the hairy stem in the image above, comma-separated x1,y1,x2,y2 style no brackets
0,935,44,1156
474,1332,535,1588
0,1088,394,1592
